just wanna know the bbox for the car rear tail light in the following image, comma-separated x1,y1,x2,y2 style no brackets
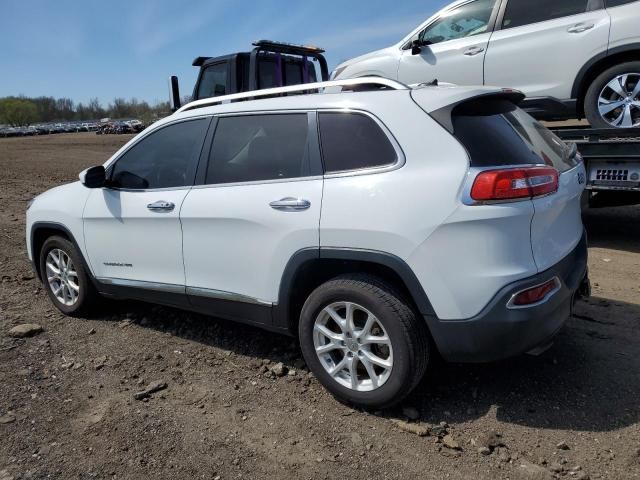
470,167,559,201
507,277,561,308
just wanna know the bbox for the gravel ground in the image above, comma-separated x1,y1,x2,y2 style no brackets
0,133,639,480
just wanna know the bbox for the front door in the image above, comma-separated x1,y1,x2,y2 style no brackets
83,118,210,298
398,0,499,85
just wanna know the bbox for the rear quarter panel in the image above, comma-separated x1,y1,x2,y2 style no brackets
320,92,539,320
530,163,586,272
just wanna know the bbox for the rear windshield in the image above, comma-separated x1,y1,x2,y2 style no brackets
452,99,579,172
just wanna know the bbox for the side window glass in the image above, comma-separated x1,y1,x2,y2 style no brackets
502,0,601,30
205,114,312,184
110,119,209,190
318,112,397,173
606,0,637,5
420,0,497,45
197,63,228,99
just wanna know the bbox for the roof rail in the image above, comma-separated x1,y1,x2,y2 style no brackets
175,77,409,114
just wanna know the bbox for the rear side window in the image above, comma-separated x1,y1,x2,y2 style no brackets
257,57,318,89
110,119,209,189
452,99,578,172
502,0,603,29
318,112,397,173
206,114,314,184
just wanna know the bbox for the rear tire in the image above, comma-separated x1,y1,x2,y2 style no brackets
298,274,429,409
584,62,640,129
39,236,99,316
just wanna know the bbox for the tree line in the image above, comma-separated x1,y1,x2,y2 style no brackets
0,96,173,127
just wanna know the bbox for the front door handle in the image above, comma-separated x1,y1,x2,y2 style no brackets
269,197,311,211
147,200,175,212
463,46,485,56
568,23,595,33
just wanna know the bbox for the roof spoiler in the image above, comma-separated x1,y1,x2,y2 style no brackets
429,89,527,134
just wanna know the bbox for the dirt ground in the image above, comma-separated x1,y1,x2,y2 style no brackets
0,133,639,480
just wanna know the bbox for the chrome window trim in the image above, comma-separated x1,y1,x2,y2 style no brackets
96,277,274,306
96,277,185,294
104,185,193,193
318,108,406,179
506,277,562,310
191,175,323,190
186,286,274,306
213,109,314,117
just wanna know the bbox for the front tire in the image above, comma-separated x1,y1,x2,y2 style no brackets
39,236,99,316
298,274,429,409
584,62,640,129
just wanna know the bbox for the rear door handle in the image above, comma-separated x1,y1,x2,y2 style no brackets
147,200,175,212
463,46,485,56
269,197,311,211
567,23,595,33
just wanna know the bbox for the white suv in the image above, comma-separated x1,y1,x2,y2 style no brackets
26,78,589,408
333,0,640,129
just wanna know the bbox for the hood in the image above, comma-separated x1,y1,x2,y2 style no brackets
332,47,399,79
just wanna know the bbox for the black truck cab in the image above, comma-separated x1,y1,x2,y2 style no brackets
170,40,329,110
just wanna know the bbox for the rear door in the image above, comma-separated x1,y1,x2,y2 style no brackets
180,112,323,322
484,0,610,99
398,0,500,86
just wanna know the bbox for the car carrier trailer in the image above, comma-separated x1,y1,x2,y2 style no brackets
552,126,640,206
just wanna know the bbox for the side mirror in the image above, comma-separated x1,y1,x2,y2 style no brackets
169,75,181,112
412,40,423,55
79,165,106,189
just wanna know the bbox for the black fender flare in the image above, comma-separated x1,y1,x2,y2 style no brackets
571,43,640,101
29,222,97,288
273,247,437,331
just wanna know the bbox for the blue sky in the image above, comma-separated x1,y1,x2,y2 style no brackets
0,0,447,106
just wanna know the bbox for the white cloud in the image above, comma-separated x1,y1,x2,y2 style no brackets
130,1,230,55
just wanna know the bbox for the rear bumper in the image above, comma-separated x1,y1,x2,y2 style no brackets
426,231,588,363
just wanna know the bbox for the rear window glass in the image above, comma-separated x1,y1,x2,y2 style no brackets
452,99,578,172
318,112,397,173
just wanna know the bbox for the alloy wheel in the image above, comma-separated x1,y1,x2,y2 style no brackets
597,73,640,128
313,301,393,392
45,248,79,306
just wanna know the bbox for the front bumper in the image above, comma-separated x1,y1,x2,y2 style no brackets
426,231,589,363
